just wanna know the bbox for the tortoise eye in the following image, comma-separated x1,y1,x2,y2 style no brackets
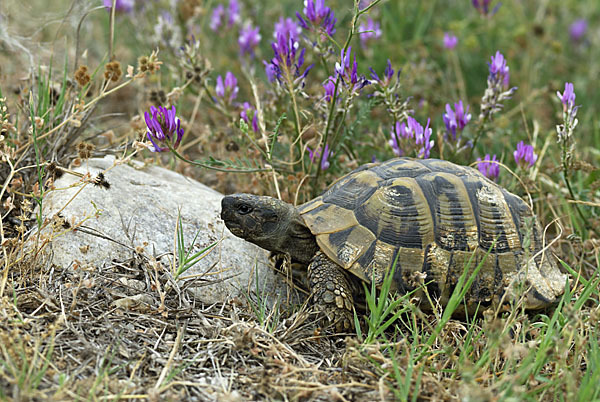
237,204,253,215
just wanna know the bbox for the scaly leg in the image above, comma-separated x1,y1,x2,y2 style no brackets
307,251,355,332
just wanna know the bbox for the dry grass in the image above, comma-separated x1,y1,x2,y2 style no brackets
2,227,599,400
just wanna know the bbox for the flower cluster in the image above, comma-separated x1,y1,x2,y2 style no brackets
476,154,499,180
513,141,537,169
308,143,333,170
389,117,434,158
472,0,500,16
443,101,471,142
103,0,134,13
296,0,337,36
557,82,576,112
488,51,510,87
153,11,182,50
443,32,458,50
322,75,339,102
238,23,261,55
215,71,239,104
335,47,370,93
369,60,411,124
228,0,241,26
265,32,313,83
358,17,382,47
210,0,241,31
569,19,587,42
479,51,517,120
145,105,184,152
556,82,579,164
240,102,259,133
369,59,397,87
274,17,301,41
210,5,225,31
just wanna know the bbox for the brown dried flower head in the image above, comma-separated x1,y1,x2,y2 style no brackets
149,89,167,105
77,142,95,159
137,50,162,75
138,56,149,73
104,61,122,82
74,65,91,87
179,0,201,20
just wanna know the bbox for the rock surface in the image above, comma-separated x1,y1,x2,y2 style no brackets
40,155,294,305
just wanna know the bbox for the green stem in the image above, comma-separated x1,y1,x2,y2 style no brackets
314,76,341,186
285,71,303,145
167,143,269,173
468,113,489,160
561,148,599,237
314,0,366,189
29,98,45,228
201,81,233,120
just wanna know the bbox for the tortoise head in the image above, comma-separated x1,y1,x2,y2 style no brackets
221,194,318,263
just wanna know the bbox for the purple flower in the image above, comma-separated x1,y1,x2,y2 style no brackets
389,121,410,156
335,47,358,84
480,51,517,120
145,105,184,152
238,24,261,55
359,0,374,9
240,102,259,133
569,19,587,42
154,11,182,50
476,154,500,180
472,0,500,16
335,47,370,91
215,71,239,103
443,101,471,141
488,50,510,87
358,17,382,47
265,32,313,82
413,118,434,158
263,61,277,82
443,32,458,50
389,117,434,158
228,0,241,26
274,17,301,41
513,141,538,168
296,0,337,36
103,0,134,13
557,82,576,111
323,76,338,102
308,143,333,170
210,4,225,31
369,59,398,86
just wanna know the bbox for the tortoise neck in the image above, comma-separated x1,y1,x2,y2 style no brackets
278,210,319,265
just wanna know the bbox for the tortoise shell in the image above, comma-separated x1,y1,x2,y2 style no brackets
297,158,565,309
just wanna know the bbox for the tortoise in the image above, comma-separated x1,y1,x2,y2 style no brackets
221,157,566,331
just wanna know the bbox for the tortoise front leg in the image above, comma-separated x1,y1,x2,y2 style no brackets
307,251,354,332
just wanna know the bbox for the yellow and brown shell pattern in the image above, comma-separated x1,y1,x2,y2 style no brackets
297,158,566,310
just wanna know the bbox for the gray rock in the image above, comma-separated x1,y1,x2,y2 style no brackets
40,155,295,306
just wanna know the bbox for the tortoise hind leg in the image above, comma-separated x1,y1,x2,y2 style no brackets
307,251,355,332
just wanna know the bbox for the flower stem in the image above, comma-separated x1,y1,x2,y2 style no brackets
561,147,599,236
314,75,341,186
